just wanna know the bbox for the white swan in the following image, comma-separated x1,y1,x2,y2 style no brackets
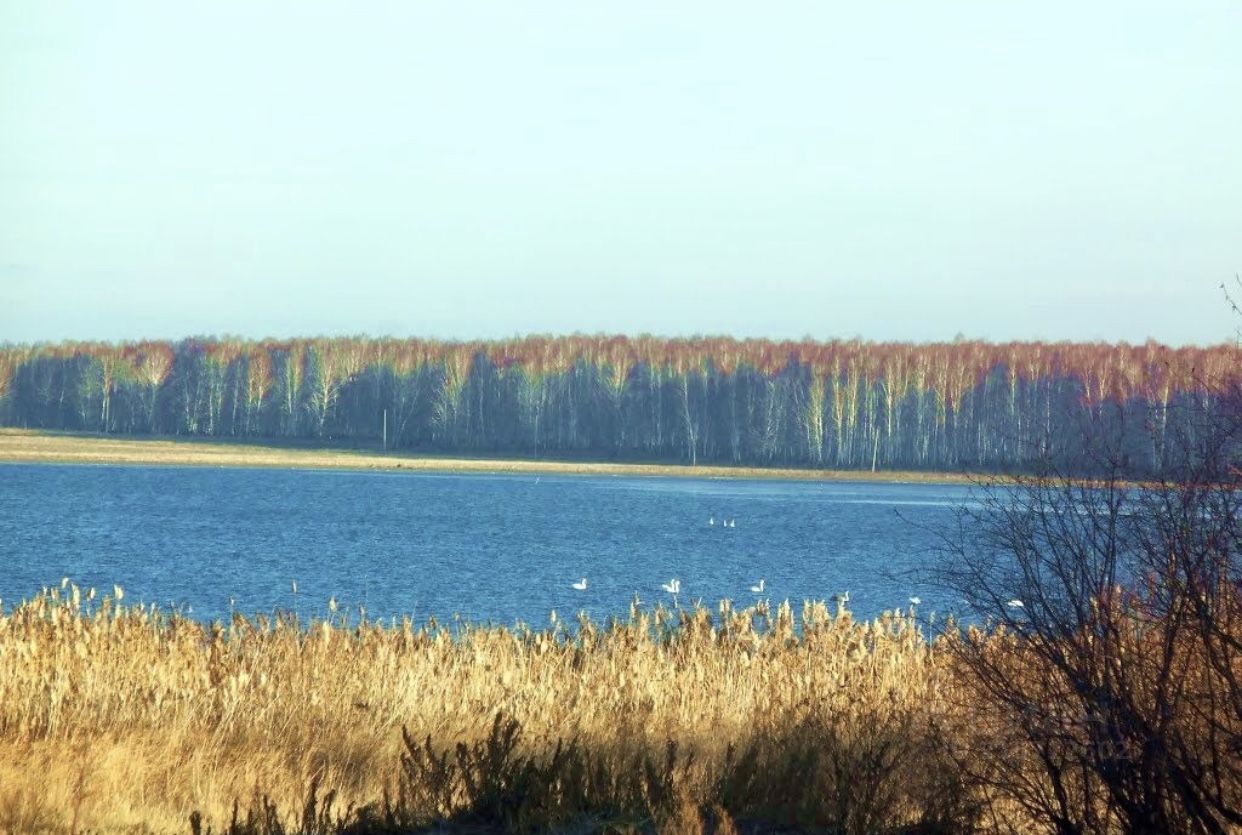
708,516,715,526
909,596,921,606
661,579,681,594
727,519,736,528
572,578,588,591
750,579,765,594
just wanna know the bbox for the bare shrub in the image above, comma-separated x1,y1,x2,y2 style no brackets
936,384,1242,835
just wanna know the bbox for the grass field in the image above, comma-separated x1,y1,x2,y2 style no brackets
0,586,967,834
0,428,978,484
1,581,1237,833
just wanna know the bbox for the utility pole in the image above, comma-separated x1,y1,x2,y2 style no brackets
382,409,387,451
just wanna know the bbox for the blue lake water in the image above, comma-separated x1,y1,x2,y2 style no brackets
0,463,975,626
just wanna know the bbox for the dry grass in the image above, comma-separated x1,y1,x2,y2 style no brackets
0,584,970,834
11,581,1232,833
0,428,976,484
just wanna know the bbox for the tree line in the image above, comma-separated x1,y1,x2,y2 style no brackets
0,335,1236,473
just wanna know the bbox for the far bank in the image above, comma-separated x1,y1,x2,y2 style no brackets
0,429,980,484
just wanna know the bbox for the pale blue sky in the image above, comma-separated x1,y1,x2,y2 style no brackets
2,2,1239,345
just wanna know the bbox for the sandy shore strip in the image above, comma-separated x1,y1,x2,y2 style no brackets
0,428,979,484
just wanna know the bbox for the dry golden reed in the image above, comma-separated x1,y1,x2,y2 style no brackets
0,584,969,834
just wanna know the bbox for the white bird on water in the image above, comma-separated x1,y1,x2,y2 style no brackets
708,516,715,526
572,578,588,591
1007,598,1024,609
750,579,765,594
662,578,681,594
909,596,921,606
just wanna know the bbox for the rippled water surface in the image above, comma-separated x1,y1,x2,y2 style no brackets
0,463,975,624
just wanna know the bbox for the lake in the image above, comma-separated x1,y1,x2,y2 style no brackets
0,463,975,625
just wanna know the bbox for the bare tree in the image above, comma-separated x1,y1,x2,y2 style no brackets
936,363,1242,833
1224,275,1242,344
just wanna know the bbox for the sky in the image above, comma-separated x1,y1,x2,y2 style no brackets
1,2,1239,346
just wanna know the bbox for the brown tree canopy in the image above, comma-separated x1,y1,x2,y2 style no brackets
1,334,1236,474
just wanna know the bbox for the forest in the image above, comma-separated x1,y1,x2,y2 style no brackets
0,334,1237,473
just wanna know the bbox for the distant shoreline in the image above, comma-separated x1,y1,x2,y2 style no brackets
0,428,982,485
